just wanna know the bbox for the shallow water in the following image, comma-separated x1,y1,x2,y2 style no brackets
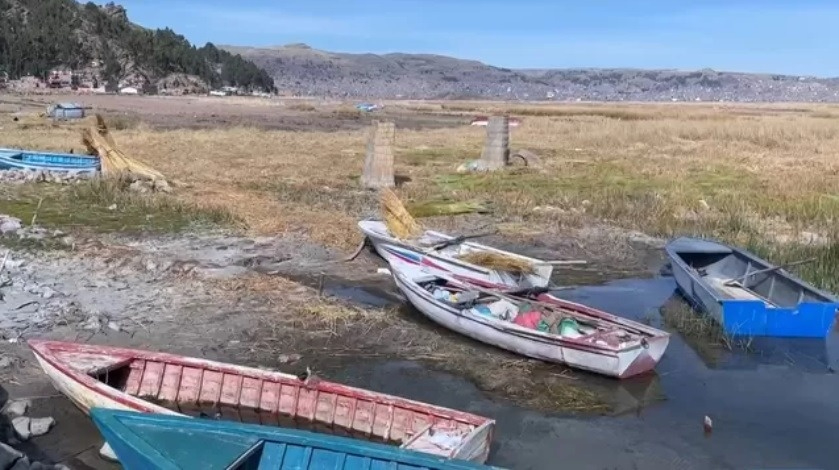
321,272,838,469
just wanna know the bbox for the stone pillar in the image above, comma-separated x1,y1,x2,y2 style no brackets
361,120,396,189
480,115,510,170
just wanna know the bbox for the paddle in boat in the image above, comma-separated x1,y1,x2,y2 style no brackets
389,267,670,379
665,236,839,338
0,147,100,173
90,407,501,470
28,339,495,464
358,219,554,290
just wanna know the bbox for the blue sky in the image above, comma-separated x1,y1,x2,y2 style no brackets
116,0,839,76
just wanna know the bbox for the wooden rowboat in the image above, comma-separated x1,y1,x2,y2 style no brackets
90,408,500,470
28,340,495,464
0,147,100,172
391,267,670,379
666,236,839,338
358,220,554,290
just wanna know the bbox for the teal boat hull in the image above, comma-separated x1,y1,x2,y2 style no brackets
90,408,501,470
0,147,100,172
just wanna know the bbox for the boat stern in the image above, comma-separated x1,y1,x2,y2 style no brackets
721,300,838,338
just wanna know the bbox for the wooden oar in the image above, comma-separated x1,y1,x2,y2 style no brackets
723,257,818,287
535,260,587,266
429,229,498,250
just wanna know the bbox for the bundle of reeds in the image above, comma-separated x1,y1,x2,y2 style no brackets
82,114,167,183
380,188,423,239
457,251,536,275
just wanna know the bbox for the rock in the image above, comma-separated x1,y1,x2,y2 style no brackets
3,259,24,270
11,417,30,440
80,315,101,331
3,400,30,418
153,179,172,193
99,442,118,462
0,215,22,235
9,458,31,470
128,180,151,194
277,353,302,364
28,417,55,437
0,356,16,369
0,442,23,468
107,321,121,332
144,260,158,272
40,287,56,299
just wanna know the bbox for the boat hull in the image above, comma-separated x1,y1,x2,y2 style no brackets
666,236,839,338
91,408,499,470
359,220,551,290
0,148,100,173
28,340,494,464
392,270,669,379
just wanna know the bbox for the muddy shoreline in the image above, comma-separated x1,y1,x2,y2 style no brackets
0,222,835,469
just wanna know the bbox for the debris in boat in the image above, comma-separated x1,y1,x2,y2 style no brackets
380,188,422,239
457,251,536,275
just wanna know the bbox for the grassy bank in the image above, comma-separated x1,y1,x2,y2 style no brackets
0,178,237,236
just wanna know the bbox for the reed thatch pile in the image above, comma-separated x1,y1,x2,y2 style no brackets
82,114,170,190
458,251,536,275
380,188,423,239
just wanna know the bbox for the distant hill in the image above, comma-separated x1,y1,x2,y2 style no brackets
223,44,839,102
0,0,275,93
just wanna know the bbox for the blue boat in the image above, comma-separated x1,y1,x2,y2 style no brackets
0,147,100,172
90,408,502,470
665,236,838,338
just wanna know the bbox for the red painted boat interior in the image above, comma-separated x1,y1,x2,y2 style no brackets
40,341,485,448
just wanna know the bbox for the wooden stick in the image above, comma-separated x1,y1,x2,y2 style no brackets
535,260,587,266
430,230,498,250
724,257,817,287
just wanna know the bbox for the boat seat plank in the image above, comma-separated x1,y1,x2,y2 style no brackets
706,276,774,305
158,364,182,403
124,360,145,396
177,367,201,404
257,442,287,469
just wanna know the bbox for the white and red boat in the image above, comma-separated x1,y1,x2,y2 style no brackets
391,269,670,379
358,220,554,290
28,339,495,464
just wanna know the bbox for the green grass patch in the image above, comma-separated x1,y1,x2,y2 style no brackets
0,179,236,235
399,148,468,166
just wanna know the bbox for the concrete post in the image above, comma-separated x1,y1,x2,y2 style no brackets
361,120,396,189
480,115,510,170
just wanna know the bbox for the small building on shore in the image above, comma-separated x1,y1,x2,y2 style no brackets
46,102,87,120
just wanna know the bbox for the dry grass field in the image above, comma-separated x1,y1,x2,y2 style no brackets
3,98,837,289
